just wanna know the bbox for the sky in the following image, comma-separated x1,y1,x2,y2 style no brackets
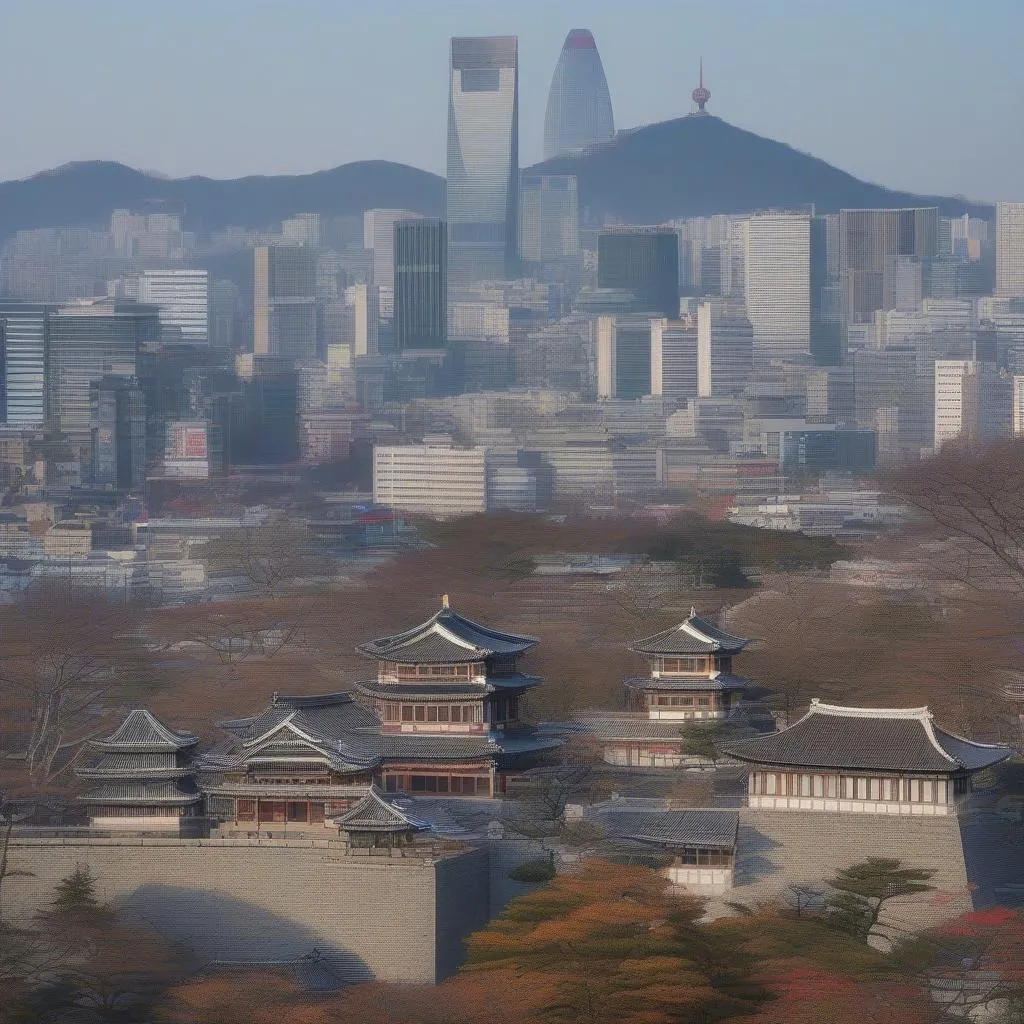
1,0,1023,200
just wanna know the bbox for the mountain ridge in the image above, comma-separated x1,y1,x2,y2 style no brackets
0,116,991,242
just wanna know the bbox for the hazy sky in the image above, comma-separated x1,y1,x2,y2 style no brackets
2,0,1022,200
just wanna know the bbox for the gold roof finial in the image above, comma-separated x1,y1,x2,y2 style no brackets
442,593,450,609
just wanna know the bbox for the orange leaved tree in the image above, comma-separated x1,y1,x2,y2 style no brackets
462,859,766,1024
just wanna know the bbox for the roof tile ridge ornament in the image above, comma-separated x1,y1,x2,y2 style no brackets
442,593,450,610
807,698,936,720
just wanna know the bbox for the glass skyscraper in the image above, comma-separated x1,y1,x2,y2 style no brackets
395,218,447,350
597,230,679,319
0,300,56,425
543,29,615,161
446,36,519,284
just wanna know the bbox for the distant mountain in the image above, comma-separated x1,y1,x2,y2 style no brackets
0,117,990,242
0,160,444,240
527,114,991,222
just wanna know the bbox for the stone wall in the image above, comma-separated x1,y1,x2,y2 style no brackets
6,838,489,984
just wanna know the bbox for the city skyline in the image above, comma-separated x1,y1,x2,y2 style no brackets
0,0,1023,201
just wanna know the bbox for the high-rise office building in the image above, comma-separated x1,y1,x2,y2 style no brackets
447,36,519,283
90,374,146,490
137,269,209,345
395,218,447,351
281,213,322,248
519,175,580,277
743,213,811,364
996,203,1024,298
0,300,56,425
934,359,1011,450
597,230,679,319
542,29,615,161
696,301,754,397
838,208,938,324
364,209,421,290
650,317,698,400
810,214,844,366
48,300,160,441
253,246,317,362
346,284,380,357
596,315,653,399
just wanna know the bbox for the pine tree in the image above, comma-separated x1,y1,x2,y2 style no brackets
825,858,936,942
43,864,109,927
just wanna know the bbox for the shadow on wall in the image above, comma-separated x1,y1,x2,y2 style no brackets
731,825,784,886
120,884,373,984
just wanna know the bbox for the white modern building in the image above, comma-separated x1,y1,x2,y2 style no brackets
364,209,421,291
995,202,1024,297
743,214,811,363
137,269,209,345
934,360,1011,450
373,440,488,519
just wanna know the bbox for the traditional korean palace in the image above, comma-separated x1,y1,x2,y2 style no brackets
577,609,765,767
77,599,560,832
722,699,1011,816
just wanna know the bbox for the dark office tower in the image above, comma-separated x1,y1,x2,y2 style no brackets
838,208,938,325
48,300,160,442
0,300,57,425
395,218,447,350
253,245,317,362
543,29,615,160
598,230,679,319
597,315,653,399
447,36,519,283
90,374,146,490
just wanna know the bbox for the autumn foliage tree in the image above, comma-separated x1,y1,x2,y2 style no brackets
463,859,766,1024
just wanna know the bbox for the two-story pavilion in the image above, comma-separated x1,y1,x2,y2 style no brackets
722,700,1011,816
75,709,202,832
625,609,751,721
578,609,759,767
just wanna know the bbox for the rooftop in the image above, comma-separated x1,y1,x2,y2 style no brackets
631,609,750,656
722,700,1011,774
91,709,198,753
357,597,538,664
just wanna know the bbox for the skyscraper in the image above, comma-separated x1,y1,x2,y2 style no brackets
253,246,317,363
0,300,56,425
596,315,653,399
446,36,519,284
137,269,209,345
90,374,146,490
542,29,615,161
598,230,679,319
48,300,160,441
519,175,581,278
743,213,811,364
395,218,447,351
838,208,938,324
996,203,1024,297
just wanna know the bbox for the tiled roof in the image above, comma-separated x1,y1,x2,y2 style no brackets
334,786,429,832
357,605,538,663
601,809,739,849
722,700,1012,773
92,710,198,752
631,611,749,656
76,752,192,780
623,673,749,692
79,778,201,806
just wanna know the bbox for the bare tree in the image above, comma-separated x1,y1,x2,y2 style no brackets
0,587,156,788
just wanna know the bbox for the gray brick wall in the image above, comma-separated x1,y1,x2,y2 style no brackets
6,839,489,984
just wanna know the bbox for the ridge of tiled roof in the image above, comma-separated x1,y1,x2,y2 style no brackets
92,710,198,752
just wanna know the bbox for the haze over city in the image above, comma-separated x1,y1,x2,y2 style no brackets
2,0,1024,199
2,4,1024,1023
